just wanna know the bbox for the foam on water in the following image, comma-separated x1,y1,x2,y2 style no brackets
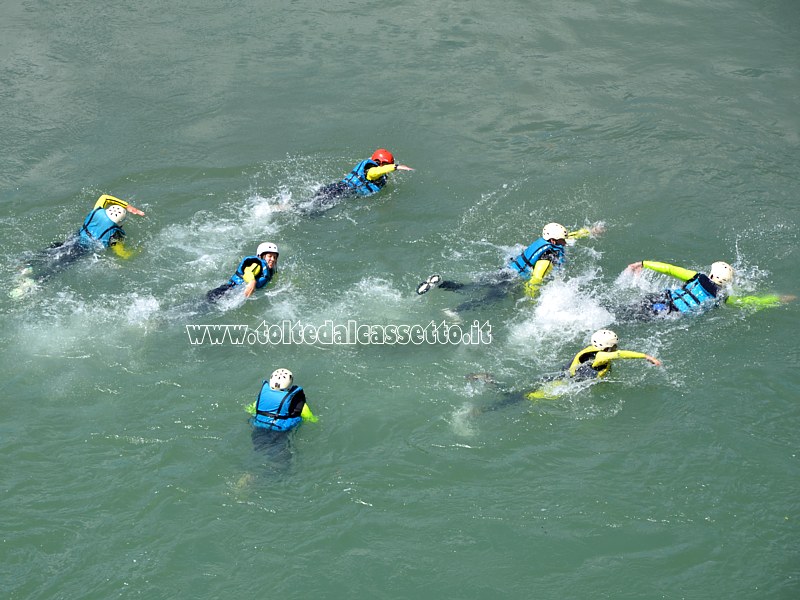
124,293,161,325
507,270,615,362
9,289,163,356
309,276,406,323
448,402,479,438
153,192,284,274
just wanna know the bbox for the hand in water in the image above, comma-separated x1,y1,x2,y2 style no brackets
626,261,644,274
589,222,605,236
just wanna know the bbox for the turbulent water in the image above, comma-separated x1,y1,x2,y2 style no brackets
2,1,798,598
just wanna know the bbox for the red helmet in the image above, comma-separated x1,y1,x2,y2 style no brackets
371,148,394,165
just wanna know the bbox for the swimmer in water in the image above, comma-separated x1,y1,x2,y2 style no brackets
306,148,413,214
10,194,145,297
206,242,279,303
416,221,603,314
470,329,661,406
621,259,794,319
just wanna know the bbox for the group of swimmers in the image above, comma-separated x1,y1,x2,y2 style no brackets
12,147,792,431
415,220,790,398
11,149,414,434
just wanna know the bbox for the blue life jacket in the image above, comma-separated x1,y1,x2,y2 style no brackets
341,159,386,196
230,256,272,288
78,207,124,248
508,237,565,278
668,274,718,313
253,384,305,431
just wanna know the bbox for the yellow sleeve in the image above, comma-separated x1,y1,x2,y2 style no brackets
245,401,256,416
365,163,397,181
642,260,697,282
592,350,648,368
615,350,649,360
522,259,553,297
725,294,782,309
241,263,261,284
109,241,134,259
567,227,591,240
95,194,129,210
301,403,318,422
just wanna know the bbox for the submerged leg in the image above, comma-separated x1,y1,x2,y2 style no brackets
301,182,355,216
206,282,236,303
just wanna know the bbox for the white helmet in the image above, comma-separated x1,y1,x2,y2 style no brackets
105,205,127,224
256,242,279,257
591,329,619,351
542,222,568,241
709,261,734,286
269,368,293,391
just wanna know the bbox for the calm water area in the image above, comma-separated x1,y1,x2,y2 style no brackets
1,1,798,598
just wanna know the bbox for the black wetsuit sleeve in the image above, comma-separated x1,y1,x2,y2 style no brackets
287,388,307,418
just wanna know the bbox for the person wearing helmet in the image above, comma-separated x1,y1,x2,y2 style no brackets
309,148,414,213
526,329,661,400
415,221,603,313
9,194,146,298
623,259,793,317
245,368,317,432
206,242,280,303
565,329,661,380
78,194,146,257
469,329,660,406
623,259,733,317
512,222,606,297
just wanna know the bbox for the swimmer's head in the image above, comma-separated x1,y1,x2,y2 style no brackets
709,261,734,286
106,205,127,224
591,329,619,351
542,222,567,244
256,242,279,258
269,368,293,391
371,148,394,165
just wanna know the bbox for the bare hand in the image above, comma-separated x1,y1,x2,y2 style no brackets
127,205,146,216
626,261,643,274
646,355,662,366
589,222,605,236
780,295,797,303
243,281,256,298
395,164,414,171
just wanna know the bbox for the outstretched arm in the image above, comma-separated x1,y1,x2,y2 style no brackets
95,194,145,216
593,350,662,368
365,163,414,181
627,260,696,282
725,294,795,310
567,222,604,240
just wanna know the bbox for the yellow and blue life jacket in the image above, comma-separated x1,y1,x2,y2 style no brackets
508,237,565,278
230,256,272,288
341,159,386,196
668,274,718,313
253,384,306,431
78,207,124,248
